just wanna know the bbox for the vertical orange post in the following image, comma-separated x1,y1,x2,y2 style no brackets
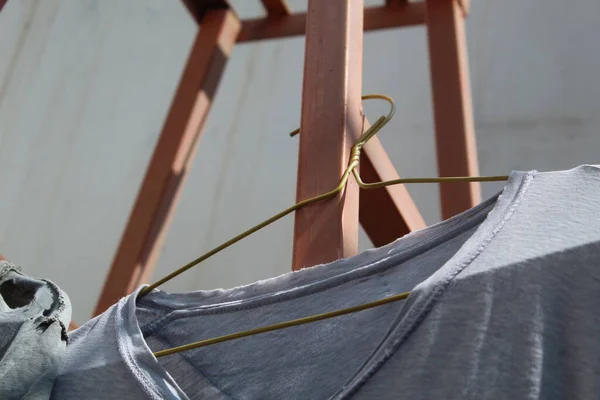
292,0,364,270
94,10,240,315
426,0,480,219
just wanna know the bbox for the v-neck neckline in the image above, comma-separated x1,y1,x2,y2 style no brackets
115,170,534,399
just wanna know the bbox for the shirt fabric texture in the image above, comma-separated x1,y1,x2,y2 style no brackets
52,165,600,399
0,262,71,399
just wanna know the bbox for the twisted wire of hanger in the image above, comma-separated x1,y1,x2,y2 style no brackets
141,94,507,298
140,95,394,297
141,94,508,357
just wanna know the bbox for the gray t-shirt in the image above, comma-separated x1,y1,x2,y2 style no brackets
0,262,71,399
52,165,600,399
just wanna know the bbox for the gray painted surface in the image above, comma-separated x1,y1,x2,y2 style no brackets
0,0,599,322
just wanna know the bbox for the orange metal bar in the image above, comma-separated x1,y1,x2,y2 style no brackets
425,0,480,219
261,0,290,17
292,0,364,271
237,2,425,43
360,122,426,246
94,9,240,315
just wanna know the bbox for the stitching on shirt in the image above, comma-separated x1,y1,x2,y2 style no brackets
41,279,70,343
143,200,492,315
119,296,233,400
138,199,495,335
338,170,537,399
129,176,523,399
137,195,498,316
116,298,165,400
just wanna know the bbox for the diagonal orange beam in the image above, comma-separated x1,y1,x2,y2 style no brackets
238,2,425,43
360,122,426,247
426,0,480,219
261,0,290,17
94,9,240,316
292,0,364,270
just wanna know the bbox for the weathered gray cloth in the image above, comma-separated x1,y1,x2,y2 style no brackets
0,262,71,399
52,165,600,399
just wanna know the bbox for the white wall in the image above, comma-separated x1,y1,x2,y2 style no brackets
1,0,599,322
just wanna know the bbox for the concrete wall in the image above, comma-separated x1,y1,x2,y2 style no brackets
1,0,599,322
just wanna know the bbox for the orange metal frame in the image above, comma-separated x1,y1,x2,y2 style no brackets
94,8,240,315
292,0,364,270
0,0,480,316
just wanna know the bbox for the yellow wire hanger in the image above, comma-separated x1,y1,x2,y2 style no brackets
139,94,509,357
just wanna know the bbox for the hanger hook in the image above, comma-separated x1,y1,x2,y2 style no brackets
354,94,396,144
289,94,396,140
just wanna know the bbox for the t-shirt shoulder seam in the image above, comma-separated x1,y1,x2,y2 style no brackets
337,170,537,399
410,170,537,331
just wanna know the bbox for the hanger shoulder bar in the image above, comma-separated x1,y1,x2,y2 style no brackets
141,94,508,298
153,290,411,357
139,171,352,297
353,171,509,189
